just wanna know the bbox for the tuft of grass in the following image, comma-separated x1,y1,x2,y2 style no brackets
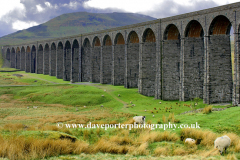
203,105,212,114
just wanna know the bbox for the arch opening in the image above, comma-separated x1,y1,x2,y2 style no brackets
185,20,204,38
209,15,231,35
93,36,101,47
115,33,125,45
164,24,180,40
103,35,112,46
72,40,79,82
128,31,139,44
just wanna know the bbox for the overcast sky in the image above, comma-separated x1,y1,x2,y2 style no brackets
0,0,239,37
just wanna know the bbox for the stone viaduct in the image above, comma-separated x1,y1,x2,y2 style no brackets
2,2,240,105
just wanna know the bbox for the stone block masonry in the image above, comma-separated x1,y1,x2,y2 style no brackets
4,2,240,105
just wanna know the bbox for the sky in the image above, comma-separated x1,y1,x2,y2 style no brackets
0,0,239,37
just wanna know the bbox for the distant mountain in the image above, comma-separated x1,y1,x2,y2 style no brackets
0,12,156,46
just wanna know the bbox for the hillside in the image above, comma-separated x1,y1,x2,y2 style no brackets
0,12,155,46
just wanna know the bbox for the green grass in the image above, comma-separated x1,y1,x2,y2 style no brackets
0,71,239,159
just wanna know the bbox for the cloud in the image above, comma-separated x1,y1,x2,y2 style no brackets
12,20,39,30
0,0,238,37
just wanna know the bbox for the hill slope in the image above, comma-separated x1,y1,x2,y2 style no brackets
0,12,156,46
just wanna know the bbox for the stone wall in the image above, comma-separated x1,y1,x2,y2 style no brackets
183,37,204,100
102,46,112,84
82,47,91,82
92,47,101,83
64,48,71,81
16,51,20,69
44,48,49,75
162,40,180,100
114,45,125,85
56,47,63,79
127,43,139,88
50,49,56,76
141,42,156,96
72,48,79,82
20,51,25,71
208,35,232,103
10,52,15,68
31,51,36,73
37,50,43,74
26,52,30,72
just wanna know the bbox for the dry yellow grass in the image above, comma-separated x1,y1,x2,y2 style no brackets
138,131,179,143
0,135,89,160
162,115,167,123
203,105,212,114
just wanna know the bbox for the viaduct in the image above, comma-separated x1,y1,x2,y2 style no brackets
2,2,240,105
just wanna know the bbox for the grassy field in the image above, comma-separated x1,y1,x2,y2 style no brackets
0,71,240,160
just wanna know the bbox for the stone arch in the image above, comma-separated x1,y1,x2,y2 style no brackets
209,15,231,35
162,24,181,100
102,35,112,84
141,28,156,96
127,31,139,44
208,15,232,103
93,36,101,47
164,24,180,40
114,33,125,45
31,45,36,73
56,41,64,79
16,47,20,69
50,42,57,76
26,46,31,72
20,46,25,71
103,35,112,46
92,36,101,83
113,33,125,85
64,40,71,81
82,38,91,82
37,44,43,74
126,31,139,88
10,47,16,68
72,39,79,82
183,20,204,100
185,20,204,38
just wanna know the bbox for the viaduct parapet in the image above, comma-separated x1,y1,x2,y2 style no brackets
3,2,240,105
